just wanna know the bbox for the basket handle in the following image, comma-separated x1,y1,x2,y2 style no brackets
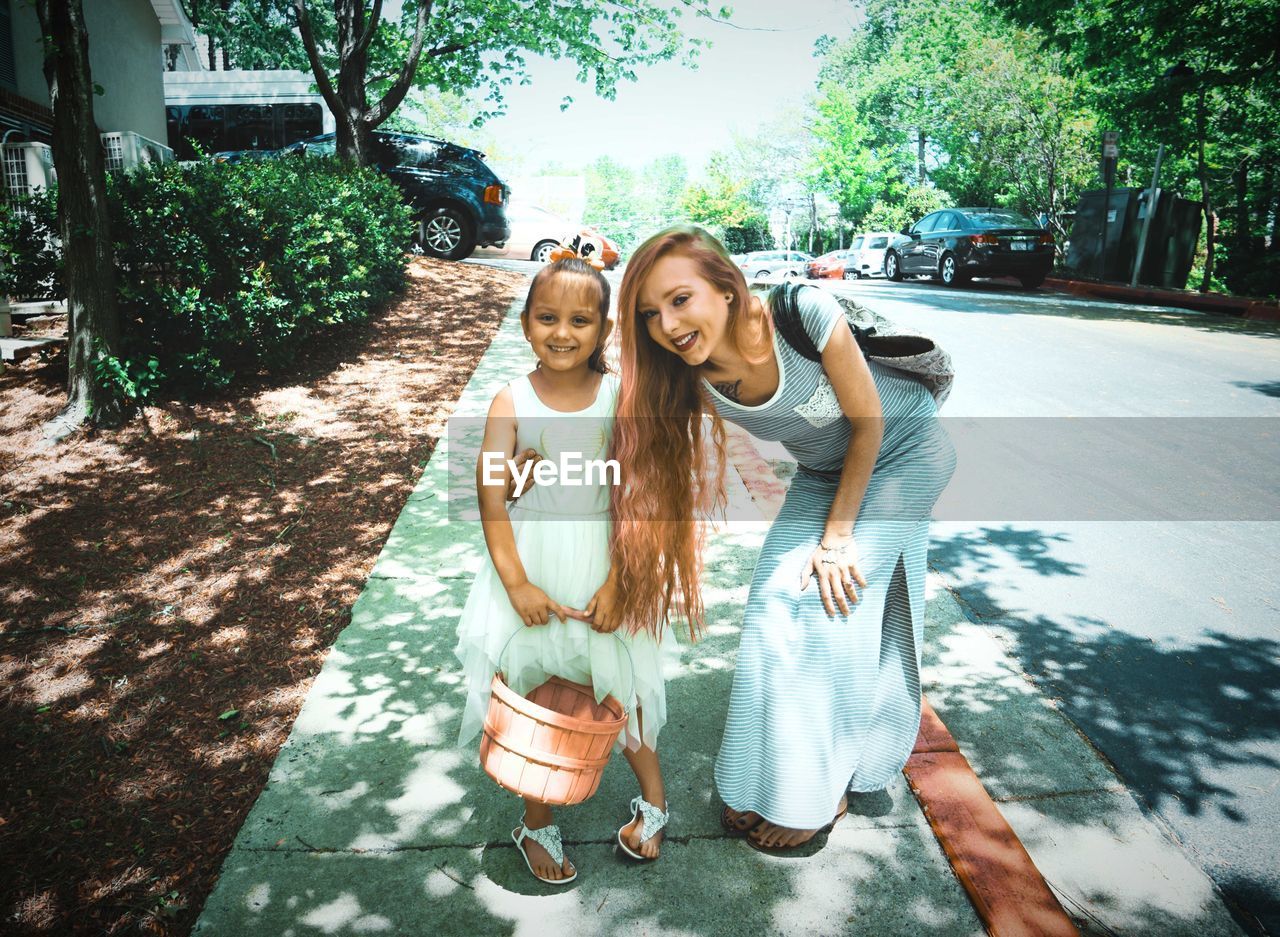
496,625,637,713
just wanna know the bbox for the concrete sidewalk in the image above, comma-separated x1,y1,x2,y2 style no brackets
192,300,1246,936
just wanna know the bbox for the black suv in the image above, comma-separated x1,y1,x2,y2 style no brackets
280,132,510,260
884,207,1054,289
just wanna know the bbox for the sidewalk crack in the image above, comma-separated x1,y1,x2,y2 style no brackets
993,785,1128,803
241,823,918,855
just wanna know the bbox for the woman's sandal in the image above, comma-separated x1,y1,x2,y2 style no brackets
720,805,759,837
511,816,577,885
617,796,669,861
745,802,848,853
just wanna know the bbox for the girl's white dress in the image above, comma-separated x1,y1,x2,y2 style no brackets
454,372,676,752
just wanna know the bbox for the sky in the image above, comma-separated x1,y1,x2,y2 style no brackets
479,0,860,179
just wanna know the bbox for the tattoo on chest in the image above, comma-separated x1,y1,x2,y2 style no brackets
712,380,743,403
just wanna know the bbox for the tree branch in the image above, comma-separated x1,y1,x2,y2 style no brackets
365,0,432,127
293,0,345,128
354,0,383,59
426,39,480,58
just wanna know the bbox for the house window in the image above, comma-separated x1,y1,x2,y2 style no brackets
0,1,17,90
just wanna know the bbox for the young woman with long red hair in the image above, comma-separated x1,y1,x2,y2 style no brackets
610,226,955,850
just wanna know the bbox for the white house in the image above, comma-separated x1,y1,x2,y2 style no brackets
0,0,197,340
1,0,197,149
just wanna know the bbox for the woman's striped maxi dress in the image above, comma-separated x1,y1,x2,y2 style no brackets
710,287,956,829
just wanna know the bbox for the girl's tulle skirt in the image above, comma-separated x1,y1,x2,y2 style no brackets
454,505,678,752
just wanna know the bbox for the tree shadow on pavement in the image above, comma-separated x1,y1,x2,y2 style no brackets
1231,380,1280,399
191,526,988,936
927,523,1280,935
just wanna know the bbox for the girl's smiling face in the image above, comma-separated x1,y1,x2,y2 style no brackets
523,274,609,372
636,253,733,367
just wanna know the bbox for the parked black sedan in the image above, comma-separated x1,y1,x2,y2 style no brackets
884,207,1054,288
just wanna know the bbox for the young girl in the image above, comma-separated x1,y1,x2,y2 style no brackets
454,259,674,885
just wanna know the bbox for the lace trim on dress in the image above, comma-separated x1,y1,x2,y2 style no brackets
794,373,843,428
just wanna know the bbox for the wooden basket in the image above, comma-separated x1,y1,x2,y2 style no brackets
480,674,627,805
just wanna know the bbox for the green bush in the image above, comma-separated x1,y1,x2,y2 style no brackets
0,190,62,300
1,155,412,400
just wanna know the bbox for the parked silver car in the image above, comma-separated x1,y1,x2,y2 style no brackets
737,249,814,280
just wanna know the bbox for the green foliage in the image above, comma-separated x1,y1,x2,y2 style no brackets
209,0,713,130
681,153,764,230
813,0,1096,240
91,342,163,405
863,186,953,234
989,0,1280,293
0,191,62,300
191,0,311,70
6,158,411,404
940,30,1097,245
809,85,889,226
582,154,690,251
719,219,773,255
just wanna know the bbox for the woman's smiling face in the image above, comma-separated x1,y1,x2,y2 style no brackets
636,253,733,367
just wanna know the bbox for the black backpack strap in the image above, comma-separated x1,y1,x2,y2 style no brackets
768,282,822,363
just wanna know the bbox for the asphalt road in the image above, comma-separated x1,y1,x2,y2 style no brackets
469,257,1280,934
822,275,1280,936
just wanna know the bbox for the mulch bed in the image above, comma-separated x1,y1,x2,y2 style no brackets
0,256,528,935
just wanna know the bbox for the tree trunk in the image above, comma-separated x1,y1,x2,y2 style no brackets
335,38,371,164
1262,161,1279,253
808,192,817,253
1234,159,1251,255
294,0,432,166
1196,85,1215,292
35,0,122,435
219,0,231,69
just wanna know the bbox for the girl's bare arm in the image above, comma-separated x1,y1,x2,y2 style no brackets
476,387,527,590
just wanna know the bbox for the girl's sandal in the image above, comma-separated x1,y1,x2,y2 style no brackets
617,795,669,861
512,816,577,885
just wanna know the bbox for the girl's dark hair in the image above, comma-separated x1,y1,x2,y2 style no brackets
521,258,612,374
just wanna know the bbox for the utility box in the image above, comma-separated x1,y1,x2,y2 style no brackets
1138,191,1202,289
1066,188,1140,281
1066,187,1202,289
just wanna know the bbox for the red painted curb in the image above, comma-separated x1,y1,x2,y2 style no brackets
1044,276,1280,321
908,701,1080,936
913,696,960,754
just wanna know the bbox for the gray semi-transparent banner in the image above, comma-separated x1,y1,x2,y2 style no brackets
444,416,1280,522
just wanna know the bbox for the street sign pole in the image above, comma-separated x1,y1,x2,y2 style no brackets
1100,131,1119,279
1130,144,1165,287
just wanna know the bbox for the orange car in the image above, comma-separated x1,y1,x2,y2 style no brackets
805,248,860,279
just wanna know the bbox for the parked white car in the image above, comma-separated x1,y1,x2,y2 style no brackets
737,249,814,280
850,232,908,278
472,201,618,265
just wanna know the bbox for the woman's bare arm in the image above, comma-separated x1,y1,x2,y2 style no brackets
799,321,884,616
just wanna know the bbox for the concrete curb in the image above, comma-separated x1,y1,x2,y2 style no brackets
1043,277,1280,322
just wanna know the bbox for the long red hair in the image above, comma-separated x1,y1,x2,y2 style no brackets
611,226,771,641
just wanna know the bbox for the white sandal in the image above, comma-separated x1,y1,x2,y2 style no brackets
616,796,669,861
511,816,577,885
